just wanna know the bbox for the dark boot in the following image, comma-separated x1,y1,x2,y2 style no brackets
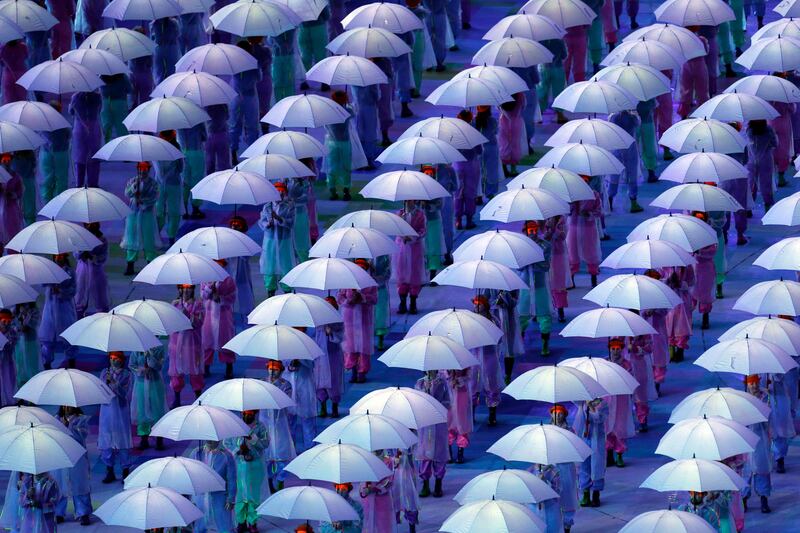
743,497,748,512
655,382,661,397
122,467,129,480
701,312,710,330
716,283,723,299
503,357,514,384
433,477,443,497
631,18,639,29
630,198,643,213
231,149,239,166
102,466,116,484
638,421,648,433
580,490,590,507
349,368,358,383
591,274,598,287
591,490,600,507
171,393,181,410
557,308,565,322
124,261,135,276
268,478,276,494
606,448,614,466
224,362,234,379
757,15,764,28
465,217,476,229
776,457,786,473
616,452,625,467
760,495,771,513
676,347,684,362
647,169,657,182
155,437,164,450
456,447,464,463
237,523,248,533
138,435,150,450
541,333,550,356
401,102,413,118
319,399,329,418
56,516,64,524
321,83,331,92
556,111,568,124
725,63,736,78
377,334,385,351
194,389,202,399
204,364,211,377
409,295,418,315
331,402,340,418
663,147,673,160
429,270,438,286
608,195,614,211
409,523,416,533
419,479,431,497
191,205,205,219
342,188,352,201
778,172,788,187
329,188,339,200
488,406,497,426
66,358,76,369
80,515,91,526
448,444,454,464
398,295,408,314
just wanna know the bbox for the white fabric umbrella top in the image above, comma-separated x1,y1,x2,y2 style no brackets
506,166,595,202
426,76,513,107
625,23,707,60
669,386,771,425
654,0,735,25
134,251,230,285
191,168,280,206
79,28,156,61
691,92,779,123
659,118,746,154
480,187,570,223
518,0,596,28
619,510,718,533
329,209,418,236
733,279,800,316
0,273,38,307
775,0,800,17
15,368,113,407
94,486,203,530
168,226,261,260
472,36,554,67
535,142,624,176
176,43,258,76
553,79,638,114
111,298,192,336
453,229,545,269
360,170,451,201
660,151,748,184
593,63,671,101
431,259,528,291
103,0,182,20
627,213,718,253
248,292,342,327
305,54,389,87
735,35,800,72
753,16,800,41
0,0,55,32
0,11,21,44
454,469,559,504
241,130,326,159
762,190,800,225
196,378,294,411
152,71,237,106
484,13,566,41
558,356,639,395
376,136,466,166
440,500,546,533
650,183,743,212
327,27,412,57
545,117,635,150
38,186,132,223
400,116,488,150
601,238,696,269
223,324,323,360
0,423,85,474
310,226,398,259
406,308,503,349
488,422,592,464
719,316,800,356
504,365,608,403
123,96,210,133
0,101,69,132
585,274,681,311
695,337,799,375
272,0,329,21
640,458,746,492
94,133,184,162
6,219,102,254
124,456,225,495
60,47,130,76
560,307,657,338
257,485,359,522
655,415,758,460
0,406,66,433
341,2,424,32
726,74,800,103
600,38,683,71
0,120,45,152
378,334,480,371
350,386,447,429
0,253,68,285
314,412,418,450
150,404,249,441
280,257,378,290
285,442,392,483
452,65,529,95
209,0,301,37
753,236,800,271
60,312,161,353
262,94,349,128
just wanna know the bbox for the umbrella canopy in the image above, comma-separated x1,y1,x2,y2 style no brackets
0,273,37,307
654,0,735,25
753,237,800,270
0,120,44,152
484,13,565,41
426,76,513,107
176,43,258,76
61,312,161,352
0,253,67,285
627,214,718,253
593,63,671,101
488,422,592,464
0,423,85,474
378,334,479,371
452,65,529,95
640,458,745,492
360,170,450,201
453,229,544,268
103,0,182,20
736,35,800,72
545,118,635,150
94,133,184,162
341,2,424,32
168,226,260,260
223,324,323,360
196,378,294,411
94,486,203,530
376,136,466,166
134,252,229,285
327,27,412,57
775,0,800,17
754,16,800,40
660,152,747,184
553,79,637,114
656,416,758,460
59,48,130,76
123,96,210,133
241,130,326,159
152,71,237,106
506,166,595,202
0,101,69,132
329,209,418,236
518,0,596,28
600,38,683,71
38,187,131,223
504,365,607,403
560,307,657,338
406,308,503,349
0,0,55,32
350,386,447,429
15,368,113,407
725,74,800,103
669,387,771,425
454,469,559,505
440,500,546,533
650,183,743,212
400,116,488,150
601,239,696,269
0,406,65,432
659,118,746,154
150,404,249,441
763,191,800,225
306,54,389,87
209,0,301,37
431,259,528,290
585,274,681,310
620,510,717,533
314,412,418,450
694,338,798,375
111,298,192,336
558,356,638,395
257,485,359,522
472,36,554,67
480,187,570,223
535,142,623,175
691,92,779,122
79,28,155,61
733,279,800,316
271,0,328,21
719,316,800,355
6,219,101,254
124,456,225,495
248,293,341,327
191,168,279,206
285,442,392,483
0,12,22,44
625,23,707,60
310,226,398,259
263,94,349,128
281,257,377,290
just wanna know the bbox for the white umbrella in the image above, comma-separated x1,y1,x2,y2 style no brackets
454,469,559,505
123,96,210,133
452,65,529,95
133,251,229,285
0,423,85,474
736,35,800,72
285,442,392,483
329,209,418,236
440,500,546,533
753,237,800,270
310,226,397,259
0,0,53,32
376,136,466,166
620,510,718,533
504,365,607,403
327,27,411,57
669,387,771,425
79,28,156,61
506,166,594,202
103,0,182,20
0,406,65,432
763,191,800,225
432,259,528,291
400,117,488,150
168,226,260,260
314,412,418,450
257,485,359,522
150,404,249,441
152,71,237,106
59,48,130,76
350,386,447,429
406,308,503,349
650,183,743,212
341,2,423,32
480,187,570,223
640,458,745,492
15,368,113,407
0,273,37,307
306,55,389,87
601,239,696,269
484,13,565,41
536,142,623,175
694,338,798,375
241,130,326,159
0,121,44,152
691,93,778,123
601,38,683,71
281,257,377,290
627,214,717,253
625,23,707,60
263,94,350,128
733,279,800,316
237,153,315,180
553,79,638,114
191,168,279,206
94,133,184,162
488,423,592,464
0,253,67,285
196,378,294,411
61,312,161,353
660,152,747,184
654,0,735,25
656,416,758,460
124,456,225,495
659,118,746,154
38,187,131,223
223,324,323,361
6,219,101,254
593,63,671,101
0,101,69,132
0,12,22,44
378,334,479,371
248,293,341,327
719,316,800,355
472,37,554,68
272,0,328,21
776,0,800,17
560,307,657,338
175,0,215,14
209,0,301,37
94,486,203,530
176,43,258,76
426,76,512,108
725,74,800,103
558,356,638,395
585,274,680,311
453,229,544,269
360,170,450,201
518,0,596,28
111,298,192,336
545,118,635,150
754,17,800,40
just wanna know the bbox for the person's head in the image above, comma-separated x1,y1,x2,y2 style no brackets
334,482,353,497
229,215,249,233
524,220,539,236
608,338,624,359
83,222,101,237
0,309,12,328
247,36,264,45
214,258,228,269
476,105,490,115
324,295,339,310
457,109,473,124
405,0,420,8
425,369,438,380
109,351,125,368
686,25,700,33
295,525,314,533
579,174,591,184
206,439,220,450
403,199,417,212
689,491,707,507
691,210,708,222
242,409,257,424
643,269,661,281
748,118,768,135
158,129,177,145
745,374,760,394
472,294,489,314
331,90,348,106
274,180,288,198
236,39,253,54
137,161,152,177
267,359,284,380
58,405,82,418
354,258,370,272
0,153,11,167
550,404,567,425
53,253,69,267
421,164,436,178
178,284,195,299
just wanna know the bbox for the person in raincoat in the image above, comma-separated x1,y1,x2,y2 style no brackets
226,216,255,323
299,6,330,87
40,102,71,204
155,131,184,245
261,359,297,493
186,440,237,533
550,405,579,531
766,372,795,474
289,175,312,263
656,70,675,160
691,216,717,331
129,29,155,108
678,491,732,532
100,73,132,142
677,28,709,119
121,162,162,276
471,295,502,426
498,94,526,177
768,95,796,187
316,298,345,419
746,119,778,210
130,344,166,451
510,67,538,149
168,284,205,407
608,108,644,212
423,0,448,72
248,37,272,133
99,351,133,483
627,333,654,432
422,196,444,282
10,150,36,226
606,338,635,467
586,0,608,73
19,472,59,533
721,142,749,246
26,19,48,72
179,10,205,54
394,24,415,119
614,0,639,27
453,110,482,229
259,181,296,296
435,164,457,263
373,254,391,351
75,0,105,46
13,302,40,388
204,103,231,176
287,353,317,453
269,28,297,102
487,288,524,385
226,410,268,532
359,454,394,533
475,106,500,199
229,40,261,165
151,17,180,84
353,82,381,168
178,122,207,220
320,483,363,533
201,263,237,379
46,0,73,57
743,374,773,514
415,370,450,498
38,254,78,369
564,22,589,84
574,397,609,508
519,221,553,356
54,406,92,526
538,37,568,123
394,200,427,315
567,176,602,288
0,309,17,407
387,449,419,533
0,39,28,104
69,90,102,188
374,57,395,147
446,367,473,464
74,222,109,318
406,0,430,98
324,90,355,200
530,463,563,532
338,259,378,383
0,153,23,254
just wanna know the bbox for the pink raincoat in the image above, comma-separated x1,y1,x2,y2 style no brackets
393,206,427,296
545,215,569,309
692,243,717,314
201,277,237,365
168,298,204,392
567,193,602,276
338,287,378,374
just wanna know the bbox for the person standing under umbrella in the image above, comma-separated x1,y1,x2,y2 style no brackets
25,23,49,72
315,298,345,419
475,106,500,199
471,295,502,426
415,370,449,498
544,214,568,323
766,372,795,474
99,351,133,484
509,67,538,150
574,397,609,508
0,39,28,104
204,103,231,176
394,25,415,119
435,164,457,264
605,339,635,467
721,126,749,245
155,131,184,246
374,57,395,147
289,173,312,263
186,440,237,533
626,332,654,433
226,409,268,533
229,40,261,166
261,359,296,494
14,302,40,388
247,37,272,134
324,90,354,201
122,162,162,276
46,0,74,58
663,265,693,362
75,0,105,47
567,175,602,288
530,463,564,532
0,153,22,256
374,254,392,351
40,102,71,204
446,367,473,464
129,29,154,108
353,81,381,169
0,309,17,407
423,0,448,72
690,214,717,331
200,262,237,380
19,472,60,533
179,11,206,55
642,271,668,396
388,448,419,533
130,343,166,451
299,6,330,91
226,216,255,325
744,374,773,513
259,181,296,297
676,28,709,119
746,119,778,210
564,21,589,84
550,405,579,532
321,483,363,532
499,94,526,178
54,406,93,526
151,16,180,85
608,108,644,212
11,149,37,226
69,89,103,188
269,27,297,102
768,87,796,188
287,354,317,453
394,200,427,315
100,73,132,143
520,221,553,356
178,122,208,221
485,288,523,385
406,0,430,99
422,198,444,283
360,452,394,533
338,259,378,383
39,254,78,369
537,37,568,124
168,284,205,408
453,110,482,229
74,222,110,319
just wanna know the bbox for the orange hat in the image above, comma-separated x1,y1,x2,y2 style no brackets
476,105,490,113
274,181,288,194
421,164,436,177
158,130,176,141
354,258,370,270
472,295,489,306
692,211,708,222
549,404,567,415
324,295,339,309
267,359,284,371
457,109,473,123
178,284,194,289
334,482,353,491
53,253,68,263
109,351,125,361
0,153,11,164
579,174,591,183
0,309,12,321
331,90,348,106
295,525,313,533
703,181,717,187
229,215,248,232
745,374,760,385
608,338,625,350
214,258,228,268
137,161,152,171
524,220,539,235
242,409,257,417
644,269,662,280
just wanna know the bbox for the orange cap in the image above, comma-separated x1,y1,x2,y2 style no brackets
267,359,284,371
608,338,624,350
472,295,489,306
109,351,125,361
549,404,567,415
745,374,760,385
354,258,370,270
137,161,152,171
